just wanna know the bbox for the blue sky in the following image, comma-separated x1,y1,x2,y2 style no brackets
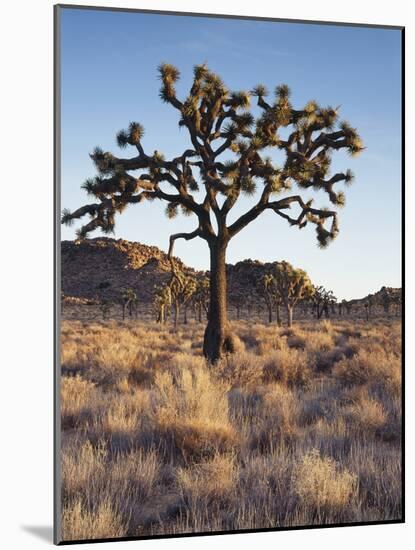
60,7,402,300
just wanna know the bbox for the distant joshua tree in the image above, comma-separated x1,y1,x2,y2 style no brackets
229,289,245,320
121,288,138,320
258,271,282,325
99,299,113,320
261,273,276,323
169,270,197,327
338,298,348,316
273,261,314,327
62,63,363,362
312,286,336,319
193,277,210,322
379,286,392,316
154,284,171,324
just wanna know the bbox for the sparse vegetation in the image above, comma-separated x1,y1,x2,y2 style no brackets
60,314,402,540
57,53,401,542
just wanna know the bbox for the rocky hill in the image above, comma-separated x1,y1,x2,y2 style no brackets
61,238,199,304
61,238,401,310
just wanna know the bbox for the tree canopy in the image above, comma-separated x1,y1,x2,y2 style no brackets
62,62,363,250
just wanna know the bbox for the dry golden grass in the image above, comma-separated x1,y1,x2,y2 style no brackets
60,316,402,541
293,448,358,511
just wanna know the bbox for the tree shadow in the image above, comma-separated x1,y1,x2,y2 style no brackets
21,525,53,543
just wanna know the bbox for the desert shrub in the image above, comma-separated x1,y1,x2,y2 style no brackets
62,440,107,501
153,419,239,461
216,352,263,388
61,376,102,430
262,349,310,387
287,333,307,350
249,384,299,453
333,348,401,393
62,439,161,537
85,390,153,452
176,453,236,507
299,388,337,427
312,343,356,372
127,365,154,387
61,498,127,541
109,449,161,501
304,331,334,353
152,366,238,460
343,393,387,436
168,352,207,373
257,333,288,355
293,449,358,511
320,319,334,334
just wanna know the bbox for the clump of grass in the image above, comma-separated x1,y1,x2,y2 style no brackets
61,498,127,541
216,352,263,388
344,393,387,436
262,348,310,387
305,330,334,353
176,453,236,507
152,366,238,460
61,375,101,430
249,383,299,453
333,348,400,393
287,333,307,350
293,449,358,511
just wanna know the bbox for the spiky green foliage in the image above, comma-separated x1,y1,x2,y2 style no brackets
251,84,268,97
275,83,291,99
158,62,180,81
166,203,179,219
61,208,74,226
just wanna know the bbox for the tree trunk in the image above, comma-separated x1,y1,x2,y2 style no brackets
267,303,273,323
276,304,281,327
174,302,179,328
203,240,234,363
287,305,293,327
184,305,188,325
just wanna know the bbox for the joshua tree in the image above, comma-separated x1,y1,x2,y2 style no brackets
379,286,392,316
312,285,336,319
62,63,363,362
258,270,282,325
344,300,353,316
393,292,402,317
261,273,276,323
99,299,113,320
154,284,171,324
193,276,210,322
121,288,138,320
365,293,374,320
229,289,245,320
169,270,197,327
338,298,348,316
272,261,314,327
227,262,258,320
